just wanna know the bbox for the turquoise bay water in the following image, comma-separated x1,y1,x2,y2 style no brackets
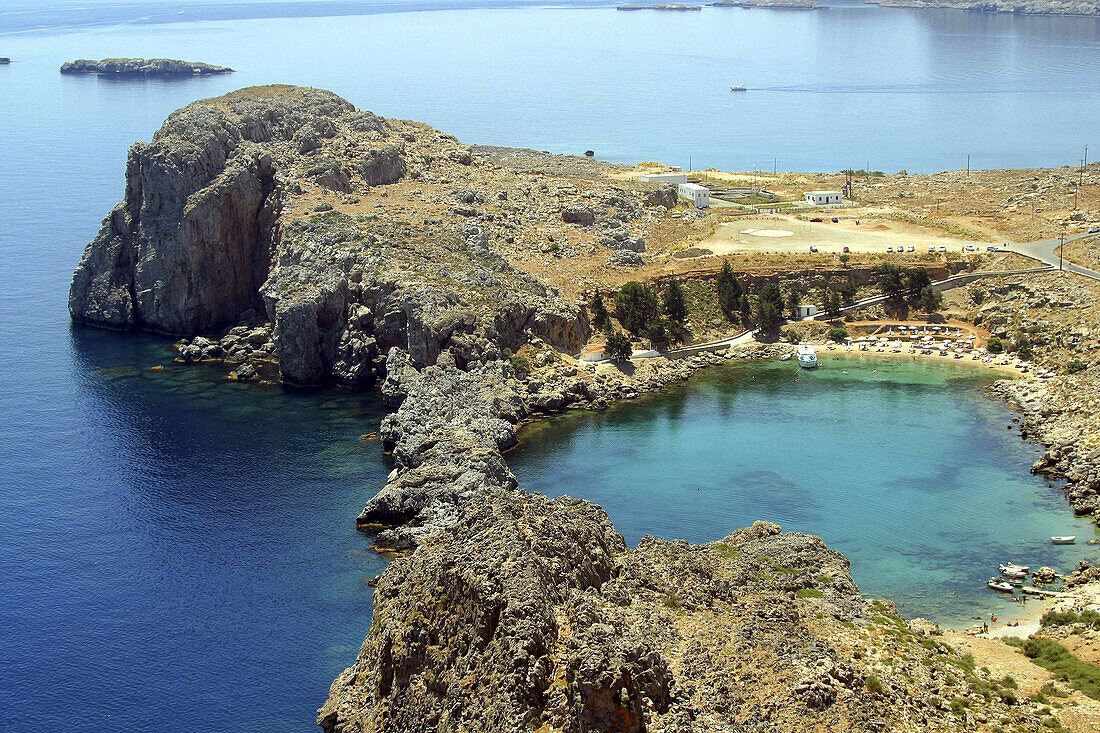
510,356,1096,628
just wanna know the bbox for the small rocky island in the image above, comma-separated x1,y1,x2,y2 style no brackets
60,58,233,78
69,85,1090,731
0,57,10,64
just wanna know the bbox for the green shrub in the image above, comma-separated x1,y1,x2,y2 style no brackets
1017,638,1100,700
864,675,884,695
509,354,531,372
826,327,849,342
1065,359,1087,374
796,588,824,599
987,337,1004,353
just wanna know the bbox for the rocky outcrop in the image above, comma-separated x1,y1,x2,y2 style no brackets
322,507,1044,732
69,86,596,386
60,58,233,76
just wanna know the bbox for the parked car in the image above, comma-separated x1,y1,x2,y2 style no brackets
964,244,976,251
939,245,947,252
809,246,819,253
907,245,915,252
886,246,894,253
928,245,936,252
810,217,823,223
831,217,839,223
987,245,999,252
842,246,850,253
1089,226,1100,234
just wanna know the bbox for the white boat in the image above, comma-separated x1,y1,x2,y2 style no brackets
987,578,1015,592
1000,563,1030,573
779,353,792,361
796,344,818,369
1051,536,1077,544
730,85,747,92
1000,567,1028,580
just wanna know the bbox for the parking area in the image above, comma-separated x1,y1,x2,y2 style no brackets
702,215,983,255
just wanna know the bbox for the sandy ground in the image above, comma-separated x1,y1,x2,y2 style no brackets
703,213,983,255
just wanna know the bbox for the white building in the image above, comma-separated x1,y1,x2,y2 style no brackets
678,182,710,208
639,172,688,184
796,304,817,319
804,190,843,205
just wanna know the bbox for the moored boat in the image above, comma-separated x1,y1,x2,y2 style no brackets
779,353,792,361
730,85,747,92
1000,567,1028,581
796,343,818,369
999,563,1030,573
1051,536,1076,544
987,578,1015,592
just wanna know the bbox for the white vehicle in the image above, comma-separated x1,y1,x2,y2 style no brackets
965,244,976,252
939,245,947,252
928,245,936,252
886,246,893,253
907,245,915,252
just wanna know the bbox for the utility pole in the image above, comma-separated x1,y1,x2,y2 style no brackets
1082,144,1089,187
1059,230,1065,272
967,154,970,178
773,157,777,176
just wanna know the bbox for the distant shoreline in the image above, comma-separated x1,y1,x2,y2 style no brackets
6,0,1100,36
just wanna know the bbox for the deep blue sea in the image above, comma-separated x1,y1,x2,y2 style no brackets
1,2,1098,731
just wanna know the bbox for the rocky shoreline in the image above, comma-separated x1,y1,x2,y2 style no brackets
60,58,234,77
867,0,1100,15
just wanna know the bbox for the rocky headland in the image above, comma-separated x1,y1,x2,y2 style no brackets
60,58,233,77
71,86,1092,731
868,0,1100,14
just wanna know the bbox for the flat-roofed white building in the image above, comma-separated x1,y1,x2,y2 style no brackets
639,172,688,184
678,182,710,208
805,190,843,205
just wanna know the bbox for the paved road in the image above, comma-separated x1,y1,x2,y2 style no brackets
1001,232,1100,281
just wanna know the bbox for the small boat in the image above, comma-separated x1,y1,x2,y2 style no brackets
987,578,1015,593
797,344,818,369
1000,563,1030,573
730,85,747,92
1051,536,1076,544
1000,567,1028,580
779,353,792,361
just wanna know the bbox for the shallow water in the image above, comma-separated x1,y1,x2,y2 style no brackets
510,356,1096,628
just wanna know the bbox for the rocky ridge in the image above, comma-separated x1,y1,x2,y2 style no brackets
60,58,234,77
870,0,1100,14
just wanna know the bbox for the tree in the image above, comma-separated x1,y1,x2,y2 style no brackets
987,337,1004,353
588,289,609,331
716,261,743,319
1014,335,1034,361
917,285,942,312
839,253,851,267
738,294,753,327
647,321,672,350
905,268,932,294
787,287,802,320
755,282,786,333
604,331,633,362
826,327,850,343
876,264,906,302
614,281,661,337
662,277,688,324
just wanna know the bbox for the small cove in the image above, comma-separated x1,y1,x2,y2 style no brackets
509,356,1097,628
